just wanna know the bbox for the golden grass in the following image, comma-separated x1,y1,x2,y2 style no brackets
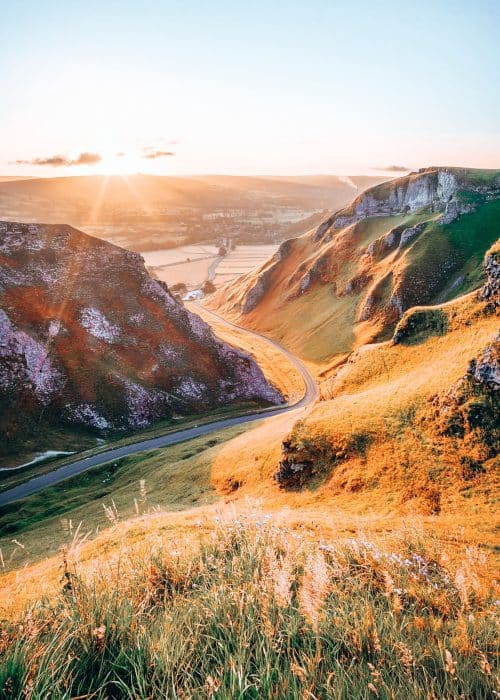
2,498,498,622
2,285,497,644
2,510,497,697
189,302,305,402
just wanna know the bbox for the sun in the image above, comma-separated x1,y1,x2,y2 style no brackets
97,153,142,176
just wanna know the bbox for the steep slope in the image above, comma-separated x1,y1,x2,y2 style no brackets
0,222,282,461
210,167,500,364
271,245,499,513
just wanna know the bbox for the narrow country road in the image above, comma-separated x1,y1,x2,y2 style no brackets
0,306,318,508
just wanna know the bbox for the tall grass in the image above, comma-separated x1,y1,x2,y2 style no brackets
0,513,497,698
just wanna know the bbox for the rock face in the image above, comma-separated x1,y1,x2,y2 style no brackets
478,242,500,310
240,239,293,313
467,336,500,392
313,167,499,244
431,333,499,471
0,222,283,445
328,169,460,232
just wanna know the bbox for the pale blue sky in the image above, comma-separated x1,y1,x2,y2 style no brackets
1,0,499,175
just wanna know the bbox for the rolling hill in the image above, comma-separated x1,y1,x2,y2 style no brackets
210,167,500,365
0,174,388,252
0,173,387,221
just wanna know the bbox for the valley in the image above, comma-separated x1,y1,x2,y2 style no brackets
0,305,316,508
0,168,498,700
2,3,499,695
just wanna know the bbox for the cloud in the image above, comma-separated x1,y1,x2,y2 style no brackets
381,165,410,172
74,152,101,165
142,149,176,160
14,152,102,167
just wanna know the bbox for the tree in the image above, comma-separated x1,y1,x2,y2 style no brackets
202,280,216,295
171,282,188,297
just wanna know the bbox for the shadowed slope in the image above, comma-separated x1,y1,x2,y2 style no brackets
0,221,282,462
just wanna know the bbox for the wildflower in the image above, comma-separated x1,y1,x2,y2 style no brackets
382,570,394,596
203,675,221,696
396,642,414,673
444,649,457,677
299,550,330,630
392,594,403,615
455,568,469,608
102,501,119,525
368,662,381,683
92,624,107,653
364,609,382,655
477,651,491,676
265,547,293,608
290,662,307,681
92,625,106,641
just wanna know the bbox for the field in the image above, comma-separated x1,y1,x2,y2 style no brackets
141,245,219,287
213,245,279,286
141,244,278,289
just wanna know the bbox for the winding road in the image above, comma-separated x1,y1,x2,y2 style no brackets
0,307,318,508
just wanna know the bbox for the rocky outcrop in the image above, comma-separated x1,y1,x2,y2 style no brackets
240,239,294,313
430,334,499,471
478,242,500,309
314,168,499,243
467,334,500,392
328,170,459,232
0,222,283,446
275,431,372,489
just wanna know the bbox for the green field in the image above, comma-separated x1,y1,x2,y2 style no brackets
0,421,258,571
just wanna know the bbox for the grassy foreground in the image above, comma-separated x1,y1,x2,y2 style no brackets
0,514,497,699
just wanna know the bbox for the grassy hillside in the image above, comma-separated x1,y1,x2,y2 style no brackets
1,516,497,698
1,227,497,699
273,290,498,522
210,168,500,366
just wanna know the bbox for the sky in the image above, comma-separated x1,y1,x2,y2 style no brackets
1,0,499,177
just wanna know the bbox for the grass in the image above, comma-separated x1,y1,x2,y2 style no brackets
393,308,449,345
0,422,255,571
408,199,500,306
290,293,499,536
189,302,305,402
0,403,270,491
0,515,497,699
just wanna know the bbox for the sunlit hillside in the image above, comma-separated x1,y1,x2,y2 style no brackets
210,168,500,365
1,0,499,695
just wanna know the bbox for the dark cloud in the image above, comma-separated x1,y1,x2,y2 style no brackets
381,165,410,172
143,149,176,159
14,152,102,167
